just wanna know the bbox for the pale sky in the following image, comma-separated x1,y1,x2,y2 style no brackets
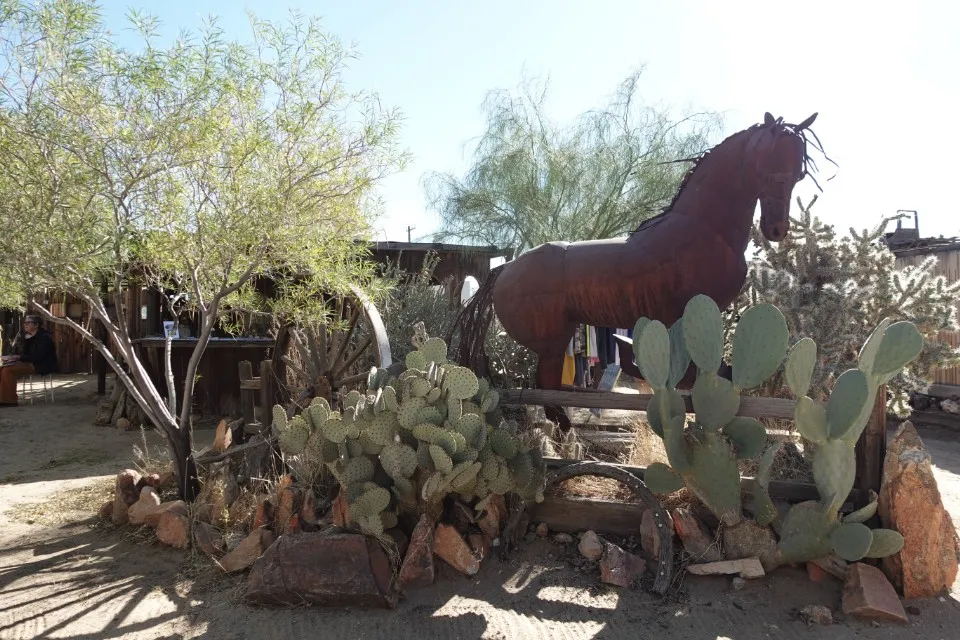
100,0,959,244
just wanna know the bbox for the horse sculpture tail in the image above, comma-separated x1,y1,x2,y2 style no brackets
447,264,505,375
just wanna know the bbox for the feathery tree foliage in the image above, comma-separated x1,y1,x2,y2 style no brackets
0,0,406,498
734,196,960,414
423,70,723,254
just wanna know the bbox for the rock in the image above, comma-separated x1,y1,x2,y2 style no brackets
127,486,162,525
220,528,277,573
599,540,645,587
672,508,722,563
275,486,303,536
468,532,491,561
331,490,349,527
144,500,187,528
196,461,241,528
252,497,274,531
878,421,959,598
300,488,318,525
578,530,604,561
722,520,780,572
156,507,191,549
554,533,573,544
116,417,131,431
228,491,260,532
842,562,908,624
111,469,142,525
143,473,162,488
244,532,397,608
194,521,223,556
807,562,829,583
640,509,674,560
686,558,765,579
212,419,233,452
434,523,481,576
731,577,747,591
155,471,176,489
941,398,960,414
98,500,114,518
799,604,833,625
535,522,549,537
477,494,507,539
809,554,847,580
399,515,435,589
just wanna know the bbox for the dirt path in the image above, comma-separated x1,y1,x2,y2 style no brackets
1,376,959,639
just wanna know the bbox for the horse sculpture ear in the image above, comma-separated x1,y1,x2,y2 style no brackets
796,112,818,131
764,112,775,126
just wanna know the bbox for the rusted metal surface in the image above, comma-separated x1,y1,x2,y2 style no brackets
451,113,824,412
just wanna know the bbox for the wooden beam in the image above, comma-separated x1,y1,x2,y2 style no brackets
239,379,262,390
260,359,275,430
528,495,648,537
855,385,887,497
542,458,862,505
923,383,960,399
238,360,256,441
499,388,800,420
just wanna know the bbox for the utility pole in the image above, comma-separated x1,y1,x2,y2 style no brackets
406,225,416,243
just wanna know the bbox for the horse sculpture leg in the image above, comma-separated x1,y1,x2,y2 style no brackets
536,352,574,433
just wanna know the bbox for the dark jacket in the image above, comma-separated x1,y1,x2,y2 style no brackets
19,328,59,375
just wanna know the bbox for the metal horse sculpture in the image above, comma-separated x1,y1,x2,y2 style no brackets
450,112,828,423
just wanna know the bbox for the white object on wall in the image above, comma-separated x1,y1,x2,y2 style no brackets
461,276,479,306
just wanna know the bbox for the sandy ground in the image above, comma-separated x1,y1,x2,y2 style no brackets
1,376,959,640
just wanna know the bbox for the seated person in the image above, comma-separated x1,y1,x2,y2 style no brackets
0,315,59,406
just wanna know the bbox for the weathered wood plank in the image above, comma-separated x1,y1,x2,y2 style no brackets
528,495,644,537
499,388,800,420
260,359,275,430
855,385,886,496
239,379,262,390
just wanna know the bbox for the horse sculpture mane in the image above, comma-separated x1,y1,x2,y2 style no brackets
449,111,830,424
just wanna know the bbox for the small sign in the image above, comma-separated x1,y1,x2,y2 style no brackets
591,364,621,416
162,321,179,339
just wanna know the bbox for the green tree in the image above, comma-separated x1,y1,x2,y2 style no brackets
423,70,723,254
0,0,406,498
734,195,960,414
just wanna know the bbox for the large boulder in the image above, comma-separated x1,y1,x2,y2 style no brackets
244,532,397,608
878,421,959,598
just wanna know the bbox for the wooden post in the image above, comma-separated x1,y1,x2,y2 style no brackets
238,360,254,443
260,359,274,430
855,384,887,498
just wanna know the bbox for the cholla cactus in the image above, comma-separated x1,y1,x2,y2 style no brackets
777,318,922,562
638,294,789,527
273,333,546,536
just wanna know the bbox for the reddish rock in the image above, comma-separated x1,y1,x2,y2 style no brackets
799,604,833,625
228,491,260,532
434,523,480,576
878,421,959,598
143,473,162,488
275,486,303,536
194,521,223,556
599,540,646,587
127,486,162,526
98,500,114,518
842,562,908,624
300,488,318,525
111,469,143,525
469,532,492,561
221,529,277,573
722,520,780,572
807,561,829,583
399,515,435,590
331,490,349,528
578,530,604,561
155,471,176,489
244,532,397,608
156,508,191,549
809,554,847,580
212,419,232,452
252,497,275,531
640,509,671,560
535,522,549,537
144,500,187,528
672,507,722,563
477,494,506,539
686,558,765,579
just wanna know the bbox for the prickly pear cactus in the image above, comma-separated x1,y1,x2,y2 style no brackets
777,318,922,563
635,294,788,526
273,333,547,536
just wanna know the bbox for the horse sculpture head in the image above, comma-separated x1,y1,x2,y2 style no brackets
751,111,820,242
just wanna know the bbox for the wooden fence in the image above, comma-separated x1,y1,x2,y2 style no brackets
237,360,887,507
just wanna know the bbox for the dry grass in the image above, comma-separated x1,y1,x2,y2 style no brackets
6,477,114,526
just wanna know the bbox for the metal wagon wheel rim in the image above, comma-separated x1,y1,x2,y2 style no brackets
272,284,392,412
